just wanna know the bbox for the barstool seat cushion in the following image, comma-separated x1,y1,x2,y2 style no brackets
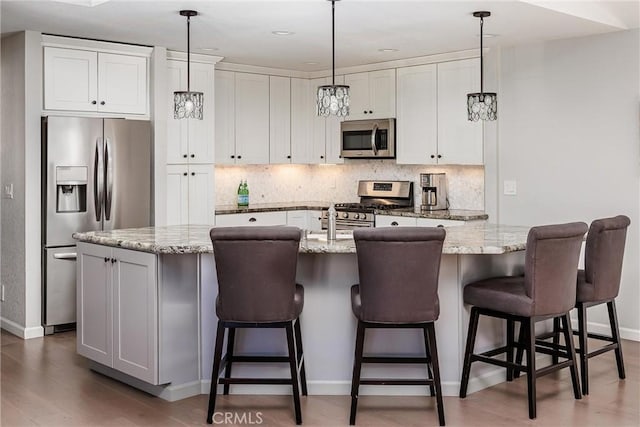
463,276,533,317
216,284,304,323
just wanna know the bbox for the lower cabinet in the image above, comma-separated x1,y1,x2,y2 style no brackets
215,211,287,227
166,164,215,225
77,243,158,385
286,210,323,231
375,215,469,228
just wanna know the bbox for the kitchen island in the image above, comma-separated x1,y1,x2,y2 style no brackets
73,224,528,401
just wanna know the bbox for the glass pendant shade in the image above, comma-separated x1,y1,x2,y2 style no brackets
467,11,496,122
317,0,349,117
174,10,203,120
317,84,350,117
467,92,497,121
174,91,203,120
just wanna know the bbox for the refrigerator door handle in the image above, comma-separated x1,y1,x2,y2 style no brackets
94,138,104,221
104,137,113,221
53,252,77,260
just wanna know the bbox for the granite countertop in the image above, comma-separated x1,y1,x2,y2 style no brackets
73,223,529,255
215,202,487,222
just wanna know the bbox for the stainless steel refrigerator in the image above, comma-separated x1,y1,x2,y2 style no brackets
42,116,152,334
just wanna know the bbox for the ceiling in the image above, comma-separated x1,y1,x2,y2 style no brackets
1,0,638,71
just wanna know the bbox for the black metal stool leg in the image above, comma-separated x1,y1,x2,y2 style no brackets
294,317,308,396
423,326,436,396
223,327,236,395
562,313,582,400
607,300,626,380
207,321,226,424
286,322,302,425
577,303,589,395
459,307,480,398
349,321,365,425
506,319,515,382
525,319,537,420
427,323,445,426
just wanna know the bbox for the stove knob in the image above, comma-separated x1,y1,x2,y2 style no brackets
342,212,349,219
354,213,360,220
360,213,367,220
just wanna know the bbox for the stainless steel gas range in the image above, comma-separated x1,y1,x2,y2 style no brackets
321,180,414,230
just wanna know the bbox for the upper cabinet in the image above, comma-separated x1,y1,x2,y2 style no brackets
309,76,344,164
215,71,270,165
166,60,215,164
44,46,148,115
396,58,483,165
344,69,396,120
269,76,292,164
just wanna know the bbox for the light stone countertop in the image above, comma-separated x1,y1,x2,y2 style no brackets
73,223,529,255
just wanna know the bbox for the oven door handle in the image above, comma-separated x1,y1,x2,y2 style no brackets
371,123,379,156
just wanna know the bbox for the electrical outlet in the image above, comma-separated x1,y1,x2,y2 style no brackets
503,180,517,196
3,184,14,199
1,285,5,302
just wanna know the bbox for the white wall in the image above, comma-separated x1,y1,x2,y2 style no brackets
0,31,43,338
487,29,640,338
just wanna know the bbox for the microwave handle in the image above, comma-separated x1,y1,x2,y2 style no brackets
371,123,379,155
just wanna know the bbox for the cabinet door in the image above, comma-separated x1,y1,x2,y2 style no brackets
291,78,313,164
396,64,438,165
375,215,417,227
307,210,323,231
416,218,466,227
188,164,215,225
188,62,215,163
286,210,308,229
437,59,483,164
165,164,189,225
269,76,292,164
311,76,344,164
166,60,190,164
44,47,97,112
235,73,269,164
215,211,287,227
368,69,396,119
77,242,112,366
112,248,158,384
344,72,370,120
98,53,147,115
215,70,236,165
309,77,328,163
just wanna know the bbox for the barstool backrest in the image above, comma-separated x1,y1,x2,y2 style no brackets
353,227,446,323
585,215,630,301
524,222,588,317
210,226,301,322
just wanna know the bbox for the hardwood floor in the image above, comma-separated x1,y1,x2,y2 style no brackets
1,330,638,426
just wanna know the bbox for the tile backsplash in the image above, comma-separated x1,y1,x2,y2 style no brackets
215,161,484,210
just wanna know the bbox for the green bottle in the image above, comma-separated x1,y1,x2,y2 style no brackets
237,180,249,207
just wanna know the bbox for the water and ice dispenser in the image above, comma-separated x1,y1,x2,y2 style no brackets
55,166,87,213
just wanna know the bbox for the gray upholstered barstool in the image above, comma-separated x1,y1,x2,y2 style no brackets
206,226,307,425
349,227,446,426
459,222,587,420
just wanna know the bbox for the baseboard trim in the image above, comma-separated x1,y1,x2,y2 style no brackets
570,319,640,342
1,317,44,339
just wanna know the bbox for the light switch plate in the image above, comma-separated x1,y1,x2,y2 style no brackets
503,180,517,196
3,184,14,199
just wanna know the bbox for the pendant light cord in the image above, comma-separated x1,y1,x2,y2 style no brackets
187,15,191,93
479,16,483,94
332,0,336,86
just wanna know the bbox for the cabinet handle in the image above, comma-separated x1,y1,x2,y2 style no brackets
231,155,235,159
391,221,399,226
430,154,436,159
369,110,373,114
91,100,97,105
437,224,444,228
248,217,257,222
191,172,195,176
320,155,324,159
183,172,187,176
190,154,195,158
363,110,368,114
287,155,291,159
104,257,109,262
437,154,442,159
237,155,242,159
111,258,116,263
183,154,188,158
100,101,106,105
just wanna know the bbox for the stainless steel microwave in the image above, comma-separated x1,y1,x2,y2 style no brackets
340,119,395,159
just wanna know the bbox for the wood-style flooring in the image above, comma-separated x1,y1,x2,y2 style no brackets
1,330,638,426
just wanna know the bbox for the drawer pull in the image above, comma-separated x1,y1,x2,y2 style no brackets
248,217,257,222
54,252,77,260
391,221,399,226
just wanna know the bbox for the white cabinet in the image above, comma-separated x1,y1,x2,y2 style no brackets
416,218,467,228
375,215,417,227
269,76,292,163
310,77,344,164
396,59,483,165
290,78,313,164
215,211,288,227
166,60,215,164
286,210,323,231
344,69,396,120
44,47,147,115
166,164,214,225
77,243,158,385
215,71,270,164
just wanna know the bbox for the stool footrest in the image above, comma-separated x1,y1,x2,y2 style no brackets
536,360,573,378
479,346,508,358
471,354,522,370
230,355,290,363
219,378,293,385
362,356,429,364
359,378,433,386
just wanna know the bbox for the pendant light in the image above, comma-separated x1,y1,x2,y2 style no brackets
467,11,497,121
317,0,350,117
174,10,203,120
